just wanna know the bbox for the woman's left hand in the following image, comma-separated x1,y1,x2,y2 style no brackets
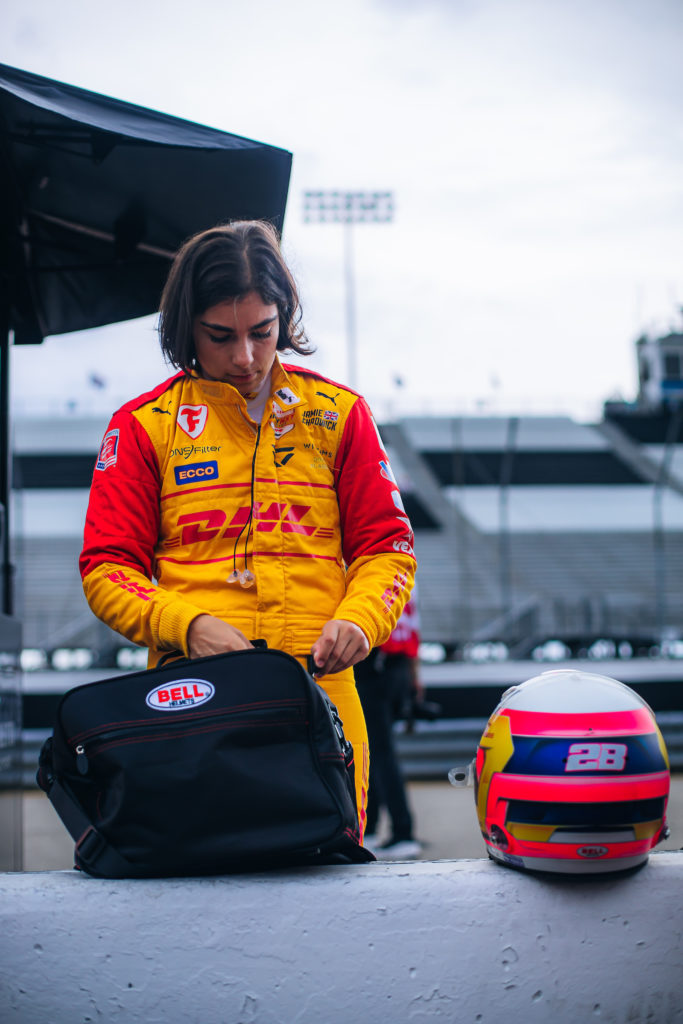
310,619,370,677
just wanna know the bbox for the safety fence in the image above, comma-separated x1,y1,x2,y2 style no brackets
18,711,683,788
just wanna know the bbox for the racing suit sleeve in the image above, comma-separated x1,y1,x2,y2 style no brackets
79,412,207,655
332,396,417,648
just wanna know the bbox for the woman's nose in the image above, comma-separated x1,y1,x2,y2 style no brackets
232,338,254,368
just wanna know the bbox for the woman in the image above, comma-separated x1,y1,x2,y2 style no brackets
79,220,416,832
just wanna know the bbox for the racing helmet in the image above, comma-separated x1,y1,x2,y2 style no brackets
474,669,670,873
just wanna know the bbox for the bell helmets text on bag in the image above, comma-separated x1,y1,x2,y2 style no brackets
145,679,215,710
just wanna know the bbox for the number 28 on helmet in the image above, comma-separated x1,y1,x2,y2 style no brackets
474,669,670,873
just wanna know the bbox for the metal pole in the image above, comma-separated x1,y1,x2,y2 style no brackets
342,216,357,389
450,416,471,645
499,416,518,619
302,190,393,394
653,402,683,640
0,308,12,616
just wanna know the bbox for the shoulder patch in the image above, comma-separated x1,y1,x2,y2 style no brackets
96,428,119,471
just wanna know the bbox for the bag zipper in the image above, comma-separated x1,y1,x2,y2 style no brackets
73,703,306,775
326,702,353,764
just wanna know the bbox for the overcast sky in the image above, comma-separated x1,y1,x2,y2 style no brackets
4,0,683,422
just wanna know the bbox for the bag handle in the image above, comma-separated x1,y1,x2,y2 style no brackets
47,777,135,878
157,650,185,668
306,654,319,677
157,638,269,669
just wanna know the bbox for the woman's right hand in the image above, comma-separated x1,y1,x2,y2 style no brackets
187,614,253,659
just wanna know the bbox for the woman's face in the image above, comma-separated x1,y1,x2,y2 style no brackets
192,291,279,396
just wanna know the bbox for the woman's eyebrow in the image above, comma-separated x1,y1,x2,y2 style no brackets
199,314,278,332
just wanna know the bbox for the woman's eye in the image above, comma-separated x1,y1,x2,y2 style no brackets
206,330,271,342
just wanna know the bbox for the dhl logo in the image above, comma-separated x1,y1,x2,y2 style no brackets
381,569,409,613
175,504,335,545
104,569,155,601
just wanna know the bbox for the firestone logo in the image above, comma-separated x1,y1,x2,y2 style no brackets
146,679,215,710
177,405,208,439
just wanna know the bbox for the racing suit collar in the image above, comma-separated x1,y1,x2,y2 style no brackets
190,357,305,411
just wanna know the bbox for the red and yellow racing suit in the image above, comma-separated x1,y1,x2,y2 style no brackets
80,357,416,827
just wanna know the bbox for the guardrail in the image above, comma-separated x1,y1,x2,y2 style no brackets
20,712,683,787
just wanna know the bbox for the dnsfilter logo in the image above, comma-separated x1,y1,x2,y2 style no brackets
146,679,215,711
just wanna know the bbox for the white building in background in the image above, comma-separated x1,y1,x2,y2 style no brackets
11,397,683,668
11,414,130,669
636,329,683,409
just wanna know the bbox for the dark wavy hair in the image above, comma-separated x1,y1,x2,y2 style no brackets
158,220,313,369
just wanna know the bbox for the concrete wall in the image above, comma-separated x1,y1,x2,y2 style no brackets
1,854,682,1023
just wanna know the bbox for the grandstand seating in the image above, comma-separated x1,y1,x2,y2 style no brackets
11,406,683,659
397,412,683,651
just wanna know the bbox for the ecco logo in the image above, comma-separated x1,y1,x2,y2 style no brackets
173,460,219,485
146,679,215,710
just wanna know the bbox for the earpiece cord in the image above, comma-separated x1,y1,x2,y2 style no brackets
227,424,261,584
242,424,261,574
230,515,248,578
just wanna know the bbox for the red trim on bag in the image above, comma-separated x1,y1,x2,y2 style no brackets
67,698,307,744
91,717,304,756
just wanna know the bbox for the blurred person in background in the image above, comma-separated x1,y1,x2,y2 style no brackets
356,590,423,859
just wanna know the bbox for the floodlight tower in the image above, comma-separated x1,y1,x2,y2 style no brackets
303,190,394,390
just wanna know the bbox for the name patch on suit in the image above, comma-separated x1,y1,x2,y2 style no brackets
173,460,219,485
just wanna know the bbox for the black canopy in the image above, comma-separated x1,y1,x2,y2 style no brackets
0,62,291,344
0,63,292,612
